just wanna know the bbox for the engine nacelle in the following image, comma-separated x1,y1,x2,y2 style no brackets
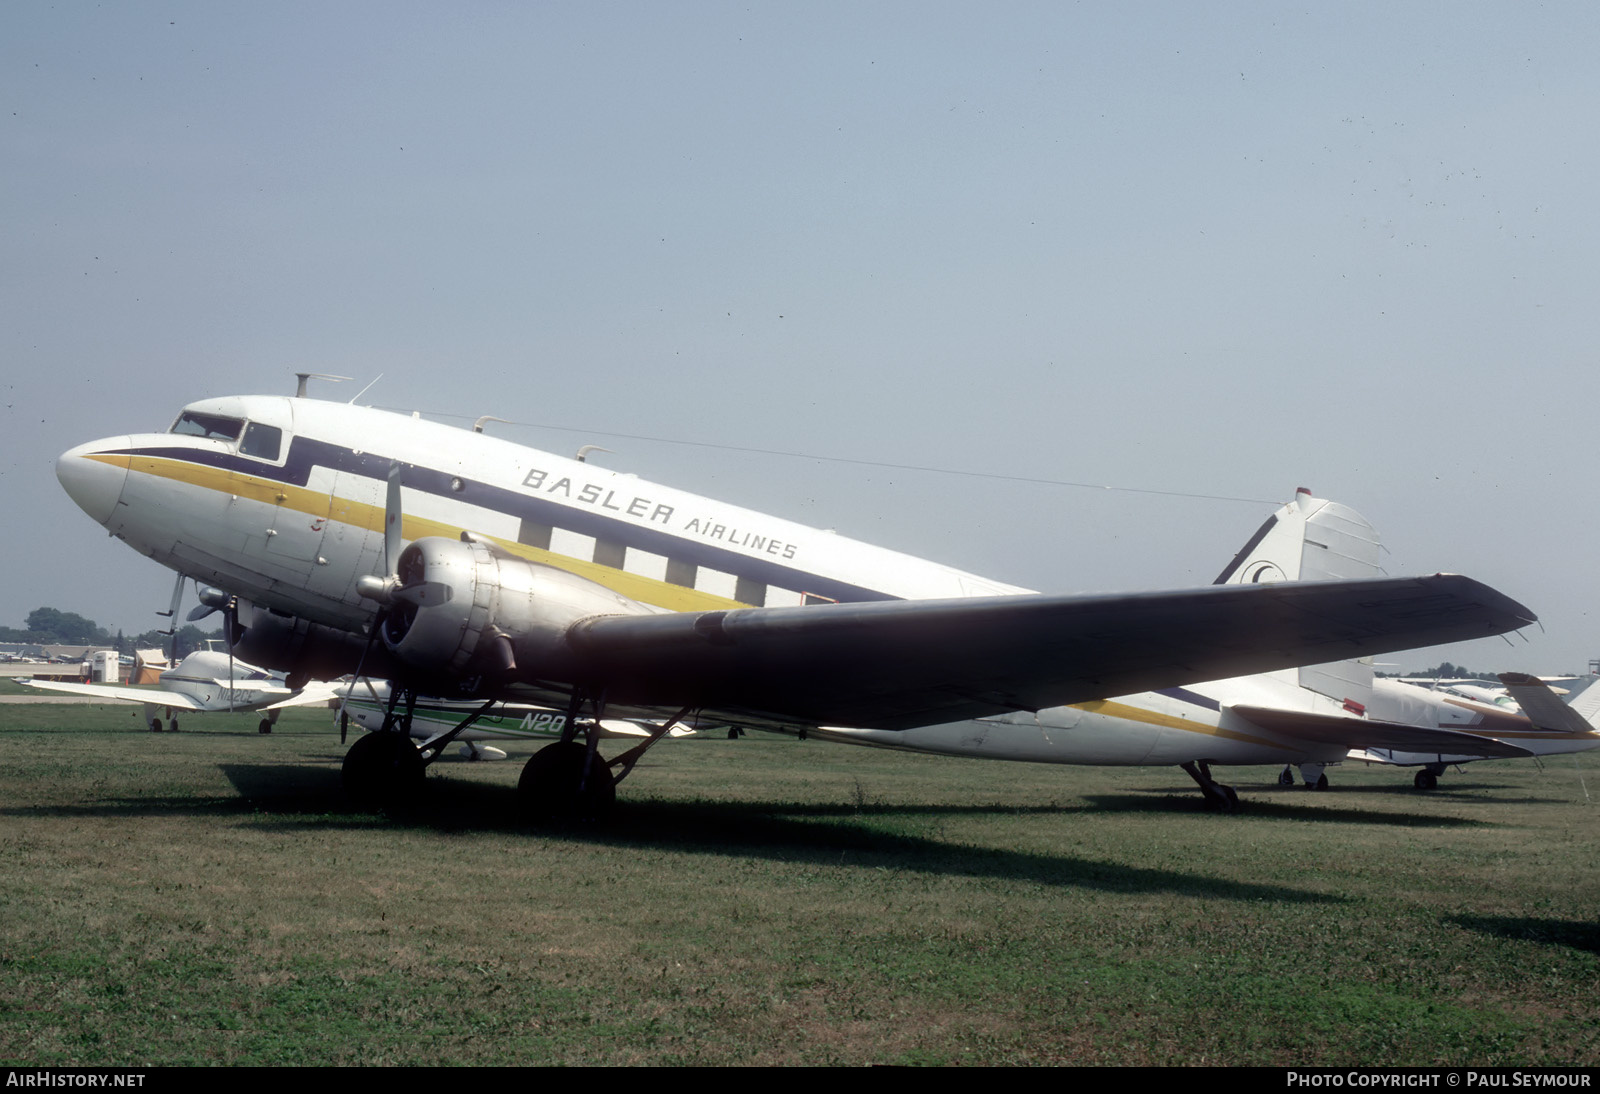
232,604,404,684
378,535,655,678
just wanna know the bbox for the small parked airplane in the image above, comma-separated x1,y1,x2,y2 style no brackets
809,492,1600,799
22,648,297,734
53,383,1535,813
292,680,698,762
1348,671,1600,789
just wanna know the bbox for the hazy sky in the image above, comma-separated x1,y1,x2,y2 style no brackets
3,2,1595,675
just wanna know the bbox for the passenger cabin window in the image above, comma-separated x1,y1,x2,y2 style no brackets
239,422,283,461
171,412,244,441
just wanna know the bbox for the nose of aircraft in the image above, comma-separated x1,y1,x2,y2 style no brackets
57,438,132,526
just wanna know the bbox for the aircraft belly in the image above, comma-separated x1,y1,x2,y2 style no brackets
1038,707,1165,765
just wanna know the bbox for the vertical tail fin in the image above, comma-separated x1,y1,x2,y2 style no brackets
1216,487,1382,704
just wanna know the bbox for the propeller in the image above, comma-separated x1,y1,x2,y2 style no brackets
188,587,243,712
354,464,452,610
342,463,414,735
156,572,186,665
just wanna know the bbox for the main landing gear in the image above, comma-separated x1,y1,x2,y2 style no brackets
1413,763,1447,791
1181,761,1240,812
517,692,695,822
341,685,496,809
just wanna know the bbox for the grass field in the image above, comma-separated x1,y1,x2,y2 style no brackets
1,701,1596,1066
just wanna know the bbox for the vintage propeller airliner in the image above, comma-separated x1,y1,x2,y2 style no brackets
54,386,1537,814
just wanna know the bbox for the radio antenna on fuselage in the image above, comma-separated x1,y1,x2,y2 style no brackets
348,374,384,404
294,372,354,398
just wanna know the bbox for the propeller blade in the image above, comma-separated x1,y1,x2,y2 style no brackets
384,463,403,575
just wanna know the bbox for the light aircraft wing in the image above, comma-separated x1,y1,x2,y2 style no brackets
262,682,345,711
563,574,1534,731
1228,704,1533,759
19,678,211,711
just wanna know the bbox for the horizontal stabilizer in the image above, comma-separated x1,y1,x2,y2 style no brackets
1499,673,1600,735
566,574,1535,731
1229,704,1533,759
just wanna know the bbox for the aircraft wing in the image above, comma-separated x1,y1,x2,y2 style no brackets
1228,705,1534,759
19,679,211,711
561,575,1534,731
261,682,345,710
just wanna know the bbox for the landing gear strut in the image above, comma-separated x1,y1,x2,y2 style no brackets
1180,760,1239,812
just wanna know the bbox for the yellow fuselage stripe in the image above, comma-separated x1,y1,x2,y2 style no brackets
96,452,746,613
1075,698,1295,751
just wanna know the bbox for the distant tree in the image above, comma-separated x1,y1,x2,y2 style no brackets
24,607,111,646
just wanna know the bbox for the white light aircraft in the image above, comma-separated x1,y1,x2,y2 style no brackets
808,492,1600,799
287,681,699,763
54,388,1536,814
22,648,296,734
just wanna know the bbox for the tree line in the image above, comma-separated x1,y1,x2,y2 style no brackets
0,607,221,658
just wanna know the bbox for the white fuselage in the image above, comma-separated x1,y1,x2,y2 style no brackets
56,394,1571,771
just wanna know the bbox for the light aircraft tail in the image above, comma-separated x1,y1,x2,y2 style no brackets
1499,673,1600,735
1213,487,1381,707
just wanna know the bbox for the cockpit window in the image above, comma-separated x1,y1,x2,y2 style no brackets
171,412,244,441
239,422,283,461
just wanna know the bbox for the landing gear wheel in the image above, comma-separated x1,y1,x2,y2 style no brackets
1278,766,1295,787
519,741,616,821
342,733,425,808
258,718,272,735
169,718,179,733
150,718,163,733
1313,773,1329,791
1414,770,1438,791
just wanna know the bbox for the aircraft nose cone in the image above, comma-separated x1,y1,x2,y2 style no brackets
57,438,131,526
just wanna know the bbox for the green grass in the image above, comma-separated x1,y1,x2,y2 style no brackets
0,701,1595,1065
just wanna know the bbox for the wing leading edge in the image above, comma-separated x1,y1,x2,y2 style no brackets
561,575,1535,731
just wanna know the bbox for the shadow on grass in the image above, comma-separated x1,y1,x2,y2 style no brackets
93,762,1365,904
1447,914,1600,954
6,760,1348,904
1084,791,1487,827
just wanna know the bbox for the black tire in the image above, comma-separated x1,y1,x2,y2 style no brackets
258,719,272,735
342,733,425,807
1314,773,1329,791
1414,770,1438,791
518,741,616,820
150,718,163,733
1278,767,1295,787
